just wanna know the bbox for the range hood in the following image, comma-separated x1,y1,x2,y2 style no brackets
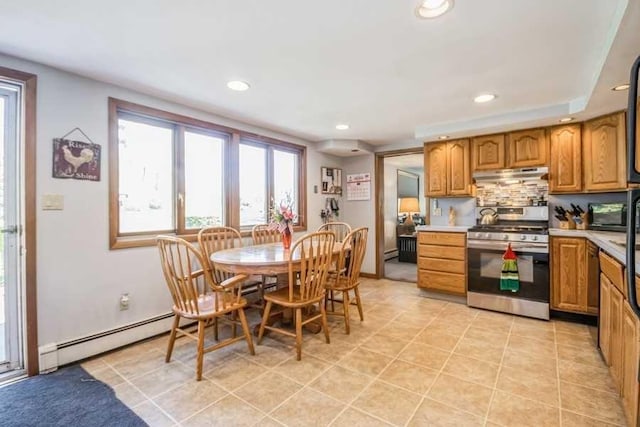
473,167,549,184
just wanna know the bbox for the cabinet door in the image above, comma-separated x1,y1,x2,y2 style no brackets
472,134,505,171
549,125,582,193
551,237,587,313
446,139,471,196
507,128,547,168
610,285,624,390
583,112,626,192
600,274,611,365
424,143,447,197
622,301,639,425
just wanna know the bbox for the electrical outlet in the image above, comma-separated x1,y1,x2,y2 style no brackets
434,207,442,216
119,293,130,310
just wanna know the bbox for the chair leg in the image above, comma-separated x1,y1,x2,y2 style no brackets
330,290,335,312
231,311,238,338
238,308,255,355
343,290,351,335
213,317,219,341
165,315,180,363
295,308,303,361
320,302,331,344
196,320,206,381
354,286,364,321
258,300,273,344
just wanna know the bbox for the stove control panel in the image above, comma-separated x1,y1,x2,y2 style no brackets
468,232,549,243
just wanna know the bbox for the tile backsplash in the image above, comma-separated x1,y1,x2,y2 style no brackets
476,180,549,207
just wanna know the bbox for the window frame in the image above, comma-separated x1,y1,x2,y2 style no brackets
108,97,307,249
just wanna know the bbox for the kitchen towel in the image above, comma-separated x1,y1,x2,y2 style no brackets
500,243,519,292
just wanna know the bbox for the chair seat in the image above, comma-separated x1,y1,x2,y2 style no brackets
325,276,358,292
263,287,324,308
174,293,248,319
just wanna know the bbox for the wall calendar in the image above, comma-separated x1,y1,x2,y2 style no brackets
346,173,371,201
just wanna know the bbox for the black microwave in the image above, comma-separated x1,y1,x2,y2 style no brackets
588,203,628,231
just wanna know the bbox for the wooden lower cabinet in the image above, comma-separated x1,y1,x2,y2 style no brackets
551,237,588,313
610,285,624,388
600,273,612,365
417,231,466,296
622,301,639,425
600,262,640,427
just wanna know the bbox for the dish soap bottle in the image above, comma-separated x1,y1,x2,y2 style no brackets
448,206,456,226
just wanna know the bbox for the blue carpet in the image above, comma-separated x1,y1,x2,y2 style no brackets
0,364,146,427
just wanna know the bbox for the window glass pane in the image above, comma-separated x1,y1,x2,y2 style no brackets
184,131,225,228
239,144,267,226
273,150,299,221
118,118,174,233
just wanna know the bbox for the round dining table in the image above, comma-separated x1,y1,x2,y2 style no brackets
210,242,343,276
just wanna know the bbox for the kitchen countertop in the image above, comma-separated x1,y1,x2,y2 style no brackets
415,225,473,232
549,228,640,272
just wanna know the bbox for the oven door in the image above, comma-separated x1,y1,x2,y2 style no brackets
467,240,550,303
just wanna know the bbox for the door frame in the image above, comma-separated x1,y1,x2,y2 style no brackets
0,66,38,376
374,147,425,279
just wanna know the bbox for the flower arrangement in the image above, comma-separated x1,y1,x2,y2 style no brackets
269,194,297,235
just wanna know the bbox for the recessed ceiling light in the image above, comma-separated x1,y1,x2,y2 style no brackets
351,149,360,153
438,135,449,140
336,124,350,130
559,117,574,123
227,80,250,91
612,83,630,91
415,0,454,19
474,94,496,103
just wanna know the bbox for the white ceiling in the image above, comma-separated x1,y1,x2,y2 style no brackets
0,1,637,148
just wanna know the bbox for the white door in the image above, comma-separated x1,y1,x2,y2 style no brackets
0,82,24,377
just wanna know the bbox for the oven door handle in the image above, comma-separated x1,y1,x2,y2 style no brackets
467,241,549,253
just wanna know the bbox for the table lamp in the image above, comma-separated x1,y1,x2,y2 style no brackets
399,197,420,226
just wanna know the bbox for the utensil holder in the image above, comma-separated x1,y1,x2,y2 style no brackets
576,213,589,230
560,213,576,229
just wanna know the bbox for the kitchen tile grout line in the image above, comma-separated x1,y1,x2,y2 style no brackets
324,299,452,426
480,315,514,427
402,308,482,426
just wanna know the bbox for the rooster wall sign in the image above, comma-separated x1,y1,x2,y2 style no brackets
52,137,101,181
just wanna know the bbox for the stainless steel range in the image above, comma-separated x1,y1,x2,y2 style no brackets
467,206,550,320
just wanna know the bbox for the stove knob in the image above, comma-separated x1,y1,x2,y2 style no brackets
503,234,509,240
532,235,538,241
520,235,527,240
484,233,491,239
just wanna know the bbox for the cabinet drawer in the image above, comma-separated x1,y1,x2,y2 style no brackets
419,244,466,261
418,257,466,274
600,251,625,296
418,232,465,247
418,270,466,295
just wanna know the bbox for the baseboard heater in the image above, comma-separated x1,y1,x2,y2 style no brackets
40,312,175,373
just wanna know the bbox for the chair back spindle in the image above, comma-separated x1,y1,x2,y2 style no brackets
317,222,352,242
252,224,282,245
288,231,335,303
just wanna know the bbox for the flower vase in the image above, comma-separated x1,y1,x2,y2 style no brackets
282,229,292,250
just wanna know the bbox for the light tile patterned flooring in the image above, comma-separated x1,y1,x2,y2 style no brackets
81,278,626,427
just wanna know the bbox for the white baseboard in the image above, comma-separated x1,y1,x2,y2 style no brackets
39,313,176,372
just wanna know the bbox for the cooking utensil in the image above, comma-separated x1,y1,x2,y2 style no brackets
479,208,499,225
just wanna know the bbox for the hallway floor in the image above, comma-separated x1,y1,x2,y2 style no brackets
384,258,417,283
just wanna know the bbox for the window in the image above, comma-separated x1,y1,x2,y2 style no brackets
109,98,306,248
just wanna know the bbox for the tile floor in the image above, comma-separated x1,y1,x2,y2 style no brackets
81,278,626,427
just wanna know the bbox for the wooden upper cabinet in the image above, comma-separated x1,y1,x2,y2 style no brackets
583,112,626,191
549,124,582,193
551,237,587,313
424,142,447,197
446,139,471,196
472,134,505,171
506,128,548,167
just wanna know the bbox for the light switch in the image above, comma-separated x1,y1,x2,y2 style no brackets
433,207,442,216
42,194,64,210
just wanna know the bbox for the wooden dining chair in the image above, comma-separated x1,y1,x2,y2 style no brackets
157,235,254,381
252,224,282,245
324,227,368,334
317,222,352,242
250,224,282,305
257,231,336,360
